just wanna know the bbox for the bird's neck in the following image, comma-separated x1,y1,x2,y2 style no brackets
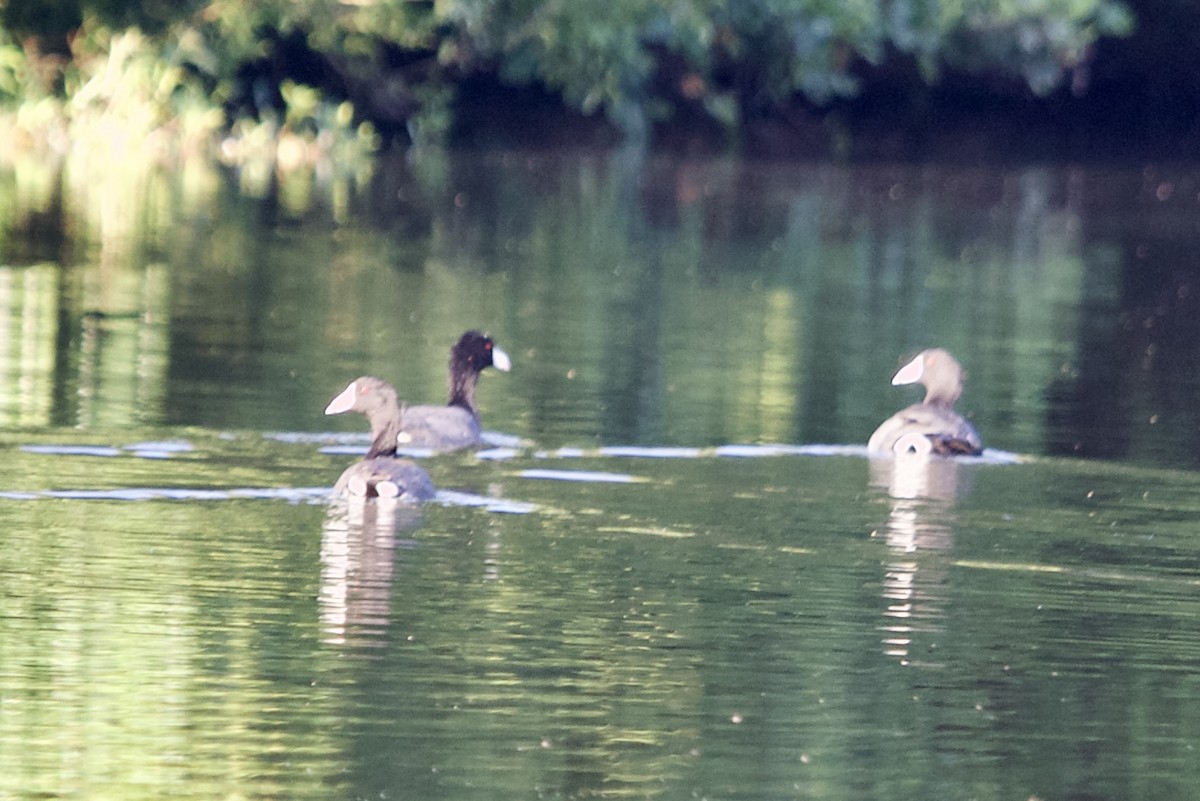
923,389,960,408
448,367,479,415
365,412,402,458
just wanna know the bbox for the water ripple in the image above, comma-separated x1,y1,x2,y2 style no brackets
0,485,538,513
0,486,333,503
20,440,196,459
434,490,538,514
520,468,641,483
260,431,1028,468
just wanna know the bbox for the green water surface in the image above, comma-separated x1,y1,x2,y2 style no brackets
0,149,1198,800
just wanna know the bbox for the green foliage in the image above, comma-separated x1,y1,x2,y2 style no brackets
0,0,1136,145
0,33,31,104
938,0,1135,93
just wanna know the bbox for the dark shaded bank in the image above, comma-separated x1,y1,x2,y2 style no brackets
445,82,1195,165
446,0,1200,162
449,66,1200,164
827,0,1200,163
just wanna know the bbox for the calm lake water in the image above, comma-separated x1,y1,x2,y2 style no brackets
1,149,1199,800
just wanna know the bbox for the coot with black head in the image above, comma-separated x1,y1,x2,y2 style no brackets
396,330,511,452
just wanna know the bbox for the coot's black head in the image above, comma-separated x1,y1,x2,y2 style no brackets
451,331,512,375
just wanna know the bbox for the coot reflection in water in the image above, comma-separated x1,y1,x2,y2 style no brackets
870,453,967,665
320,497,424,650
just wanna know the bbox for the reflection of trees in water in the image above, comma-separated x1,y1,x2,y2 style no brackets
8,153,1200,464
870,455,968,665
1054,166,1200,467
581,159,1098,451
0,262,169,428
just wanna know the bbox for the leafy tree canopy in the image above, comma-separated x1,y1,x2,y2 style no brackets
0,0,1135,143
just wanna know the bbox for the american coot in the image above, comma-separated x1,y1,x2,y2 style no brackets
324,377,436,501
396,330,511,452
868,348,983,456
